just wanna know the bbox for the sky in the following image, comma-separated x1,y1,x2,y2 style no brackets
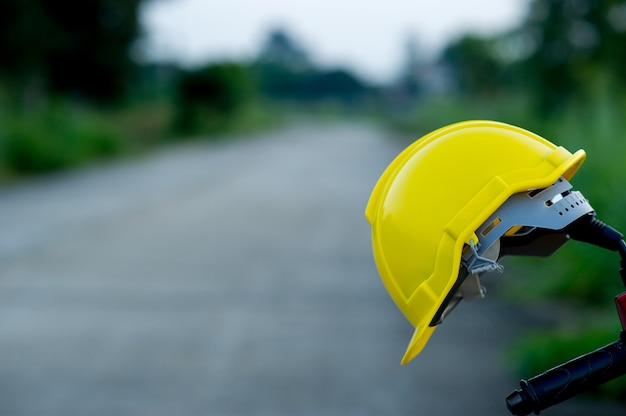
140,0,530,83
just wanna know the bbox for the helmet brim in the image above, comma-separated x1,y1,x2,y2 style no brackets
401,321,436,365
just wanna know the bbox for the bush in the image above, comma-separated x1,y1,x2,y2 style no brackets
1,107,125,174
173,63,254,136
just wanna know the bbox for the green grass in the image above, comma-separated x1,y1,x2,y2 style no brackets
0,98,284,178
0,106,127,175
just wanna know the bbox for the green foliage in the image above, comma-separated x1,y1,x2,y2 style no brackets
429,0,626,119
253,28,372,106
385,93,534,138
254,63,370,103
517,0,626,111
256,28,311,71
108,101,175,148
440,35,508,97
0,107,125,174
0,0,143,103
173,63,256,136
304,69,368,102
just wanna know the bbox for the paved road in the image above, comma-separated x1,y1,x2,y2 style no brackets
0,123,623,415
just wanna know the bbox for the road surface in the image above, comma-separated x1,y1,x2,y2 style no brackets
0,122,623,415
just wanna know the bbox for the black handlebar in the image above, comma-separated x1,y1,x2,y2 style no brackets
506,332,626,415
504,222,626,415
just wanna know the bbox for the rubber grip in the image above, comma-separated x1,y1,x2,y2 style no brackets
506,336,626,415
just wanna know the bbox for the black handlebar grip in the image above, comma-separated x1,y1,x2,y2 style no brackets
506,336,626,415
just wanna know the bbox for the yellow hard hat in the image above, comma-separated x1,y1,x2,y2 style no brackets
365,120,589,364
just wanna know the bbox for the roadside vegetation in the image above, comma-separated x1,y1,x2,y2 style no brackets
2,0,626,402
0,2,372,180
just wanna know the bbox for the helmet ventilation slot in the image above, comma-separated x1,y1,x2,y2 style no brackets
481,217,502,237
546,190,570,207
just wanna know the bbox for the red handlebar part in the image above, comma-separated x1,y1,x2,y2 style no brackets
616,292,626,331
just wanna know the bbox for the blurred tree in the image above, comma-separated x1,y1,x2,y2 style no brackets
254,63,305,100
254,28,313,100
515,0,626,113
387,35,425,110
174,63,255,134
257,28,311,72
397,35,423,98
253,27,370,105
303,69,369,103
440,34,506,97
517,0,593,113
0,0,144,104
